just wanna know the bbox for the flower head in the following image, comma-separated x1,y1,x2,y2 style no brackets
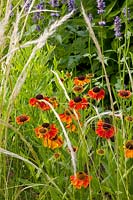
88,13,93,22
29,95,58,111
69,96,88,110
98,21,106,26
59,109,80,124
35,123,58,139
16,114,30,125
67,0,75,12
118,90,131,99
73,85,84,94
122,8,130,21
43,135,63,149
97,0,106,14
96,119,115,139
70,171,92,189
114,16,121,38
96,149,105,156
124,140,133,158
66,123,76,132
125,116,133,122
88,87,105,100
74,75,90,86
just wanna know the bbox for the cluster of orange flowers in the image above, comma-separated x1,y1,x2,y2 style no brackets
15,74,133,189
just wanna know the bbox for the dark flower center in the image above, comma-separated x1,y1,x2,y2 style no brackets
73,86,83,92
39,127,47,134
36,94,44,99
120,91,129,97
74,96,82,103
125,141,133,150
97,149,105,155
77,172,86,180
42,123,50,128
103,123,111,130
52,135,58,140
19,116,28,122
93,87,100,93
78,76,85,80
126,116,133,121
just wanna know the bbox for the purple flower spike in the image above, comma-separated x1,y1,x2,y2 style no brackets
68,0,75,12
88,13,93,22
97,0,106,14
50,0,59,8
98,21,106,26
114,16,121,38
123,8,130,21
24,0,32,12
33,2,44,22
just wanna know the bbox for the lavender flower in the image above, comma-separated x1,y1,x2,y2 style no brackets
123,8,130,21
98,21,106,26
88,13,93,22
68,0,75,12
33,3,44,22
114,16,121,38
97,0,106,14
10,4,14,17
24,0,32,12
50,0,59,7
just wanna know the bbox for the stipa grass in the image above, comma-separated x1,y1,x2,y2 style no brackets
0,1,133,200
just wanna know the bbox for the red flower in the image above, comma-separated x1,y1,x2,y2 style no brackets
16,114,30,125
70,171,92,189
43,135,63,150
74,75,90,86
88,87,105,100
96,119,115,139
29,95,58,111
69,96,88,110
35,123,58,139
118,90,131,99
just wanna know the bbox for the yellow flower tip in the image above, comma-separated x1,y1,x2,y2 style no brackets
73,85,84,93
53,152,61,159
125,116,133,122
96,149,105,156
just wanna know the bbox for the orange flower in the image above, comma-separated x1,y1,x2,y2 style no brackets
124,140,133,158
16,114,30,125
96,119,115,139
118,90,131,99
70,171,92,189
43,135,63,150
88,87,105,100
66,123,76,132
59,109,80,124
69,97,88,110
35,123,58,139
74,75,90,86
49,97,58,108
